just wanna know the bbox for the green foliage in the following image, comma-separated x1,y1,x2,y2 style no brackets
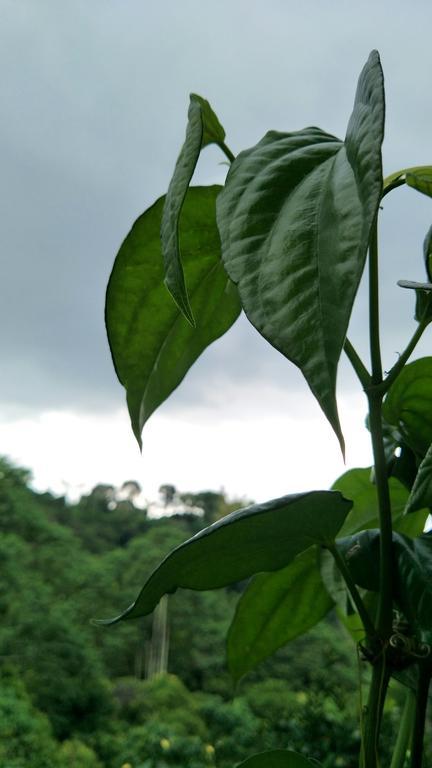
101,47,432,767
96,491,351,623
106,185,241,445
0,671,61,768
227,548,333,682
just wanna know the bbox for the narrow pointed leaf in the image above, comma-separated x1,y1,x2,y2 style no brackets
227,547,333,682
332,467,426,537
217,51,384,453
236,751,317,768
106,186,241,446
406,442,432,514
96,491,351,624
161,95,227,323
383,357,432,457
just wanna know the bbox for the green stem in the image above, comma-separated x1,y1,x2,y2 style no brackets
361,658,390,768
344,338,371,390
218,141,235,164
377,312,432,397
369,219,383,386
368,396,394,638
328,545,376,638
361,217,394,768
410,669,430,768
390,688,416,768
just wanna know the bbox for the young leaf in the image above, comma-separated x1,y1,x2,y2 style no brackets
405,442,432,514
236,751,317,768
95,491,351,624
105,186,241,446
383,357,432,457
332,467,426,537
161,94,227,323
217,51,384,453
227,547,333,682
406,167,432,199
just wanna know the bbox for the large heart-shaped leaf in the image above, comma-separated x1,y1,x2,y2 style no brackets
161,94,227,323
236,751,317,768
406,443,432,514
332,467,426,537
227,547,333,682
383,357,432,457
217,51,384,453
106,186,241,446
95,491,351,624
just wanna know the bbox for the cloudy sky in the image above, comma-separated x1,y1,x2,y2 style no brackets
1,1,431,503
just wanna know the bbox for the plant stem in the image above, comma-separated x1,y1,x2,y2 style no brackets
390,688,416,768
361,658,390,768
361,217,394,768
218,141,235,164
328,544,376,638
377,312,432,397
410,669,431,768
344,338,371,389
369,219,383,386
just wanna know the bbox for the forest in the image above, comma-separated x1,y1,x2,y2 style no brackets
1,454,430,768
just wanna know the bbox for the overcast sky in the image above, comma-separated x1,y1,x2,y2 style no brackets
1,1,432,503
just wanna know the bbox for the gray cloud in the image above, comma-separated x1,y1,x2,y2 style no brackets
1,0,432,420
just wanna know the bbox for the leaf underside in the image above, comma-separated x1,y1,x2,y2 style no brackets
227,547,333,682
105,186,241,446
217,50,384,454
383,357,432,457
95,490,351,624
161,94,226,323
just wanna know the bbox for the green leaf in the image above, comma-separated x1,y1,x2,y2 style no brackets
161,95,227,323
383,357,432,457
95,491,351,624
383,166,432,198
236,750,317,768
406,168,432,199
105,186,241,446
394,533,432,632
227,547,333,682
217,51,384,454
337,530,432,634
406,442,432,513
424,225,432,281
332,467,426,537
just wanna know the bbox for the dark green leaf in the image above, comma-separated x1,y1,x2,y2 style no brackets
227,547,333,682
217,51,384,454
95,491,351,624
397,280,432,323
105,186,241,446
236,750,317,768
406,168,432,199
406,443,432,514
161,95,226,323
383,357,432,457
424,225,432,281
337,530,432,634
332,467,426,537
